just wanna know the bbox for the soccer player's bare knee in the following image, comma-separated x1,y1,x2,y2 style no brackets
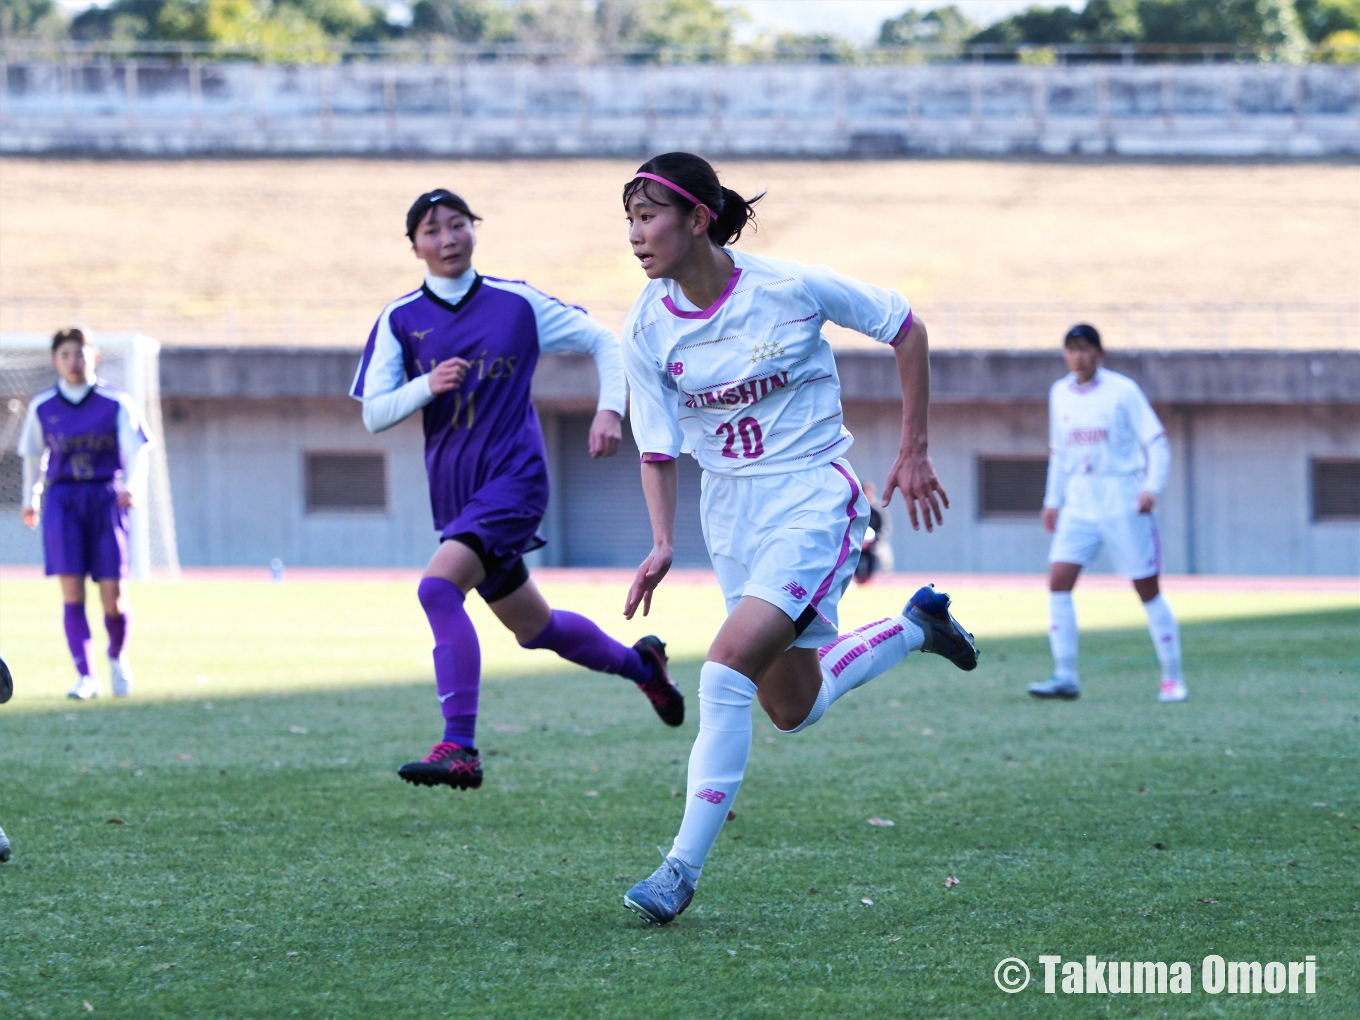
59,575,85,605
1049,562,1081,592
757,651,822,732
423,540,485,593
490,583,552,645
1134,575,1160,603
98,580,123,616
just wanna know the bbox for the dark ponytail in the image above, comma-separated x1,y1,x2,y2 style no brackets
622,152,763,247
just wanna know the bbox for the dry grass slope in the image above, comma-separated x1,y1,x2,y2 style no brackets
1,158,1356,349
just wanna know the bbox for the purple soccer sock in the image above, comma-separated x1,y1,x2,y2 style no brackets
63,603,93,677
417,577,480,748
105,611,129,658
520,609,650,684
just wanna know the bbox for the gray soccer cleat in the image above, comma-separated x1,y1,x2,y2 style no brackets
904,585,979,671
0,825,10,863
1028,676,1081,700
623,855,696,926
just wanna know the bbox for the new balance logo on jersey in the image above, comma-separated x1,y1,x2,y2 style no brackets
695,788,727,804
782,581,808,600
667,361,684,376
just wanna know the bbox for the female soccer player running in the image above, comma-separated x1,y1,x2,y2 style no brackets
351,188,685,791
18,329,147,700
1029,324,1186,703
616,153,979,925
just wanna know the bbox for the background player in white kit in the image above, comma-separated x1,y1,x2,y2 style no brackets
1029,324,1187,703
616,152,979,925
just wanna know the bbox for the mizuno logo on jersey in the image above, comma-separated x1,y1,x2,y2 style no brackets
410,328,434,340
683,370,790,409
1066,428,1108,444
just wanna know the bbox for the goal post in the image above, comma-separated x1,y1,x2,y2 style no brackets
0,332,180,580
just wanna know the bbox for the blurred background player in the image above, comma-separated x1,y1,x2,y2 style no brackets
853,481,893,584
1030,323,1186,703
617,153,978,925
351,188,685,791
18,328,148,700
1,654,11,861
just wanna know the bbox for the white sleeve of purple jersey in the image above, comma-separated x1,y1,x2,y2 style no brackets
352,304,435,434
621,308,685,461
1129,384,1170,495
115,392,151,494
798,263,912,345
16,397,44,458
497,282,628,416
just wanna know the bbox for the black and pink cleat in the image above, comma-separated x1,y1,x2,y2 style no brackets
398,741,483,790
633,636,685,727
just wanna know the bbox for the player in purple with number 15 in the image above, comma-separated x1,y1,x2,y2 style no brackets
18,328,148,700
351,189,686,791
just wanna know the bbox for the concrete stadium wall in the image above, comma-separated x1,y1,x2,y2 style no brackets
3,349,1356,574
3,59,1358,156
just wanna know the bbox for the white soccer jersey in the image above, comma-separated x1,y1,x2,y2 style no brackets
622,250,911,475
1044,367,1170,519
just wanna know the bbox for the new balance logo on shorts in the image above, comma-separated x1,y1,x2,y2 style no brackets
695,788,727,804
782,581,808,600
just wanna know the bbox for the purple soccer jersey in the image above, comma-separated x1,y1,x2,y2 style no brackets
23,384,147,578
30,385,138,484
352,275,624,566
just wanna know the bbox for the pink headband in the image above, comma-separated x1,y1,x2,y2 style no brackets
633,172,719,222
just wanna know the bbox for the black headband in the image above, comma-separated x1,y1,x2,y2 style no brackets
1064,323,1102,349
406,190,480,240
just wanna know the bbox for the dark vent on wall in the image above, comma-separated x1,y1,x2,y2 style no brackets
978,456,1049,518
305,452,387,513
0,452,21,507
1312,459,1360,522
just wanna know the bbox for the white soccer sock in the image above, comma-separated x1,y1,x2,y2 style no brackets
1142,594,1182,681
783,615,925,734
668,661,756,879
1049,592,1079,683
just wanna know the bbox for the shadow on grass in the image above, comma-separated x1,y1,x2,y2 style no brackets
1,607,1357,1018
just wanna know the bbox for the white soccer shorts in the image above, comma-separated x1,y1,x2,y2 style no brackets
700,457,869,649
1049,509,1162,580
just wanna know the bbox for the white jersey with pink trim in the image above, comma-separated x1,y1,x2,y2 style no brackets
622,250,911,477
1044,367,1170,520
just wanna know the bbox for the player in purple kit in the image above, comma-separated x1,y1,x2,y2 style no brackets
352,189,685,790
18,328,148,700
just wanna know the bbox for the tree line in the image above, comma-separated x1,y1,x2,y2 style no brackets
3,0,1357,60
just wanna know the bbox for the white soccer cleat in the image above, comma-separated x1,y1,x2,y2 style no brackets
68,673,100,700
109,657,133,698
1158,678,1188,703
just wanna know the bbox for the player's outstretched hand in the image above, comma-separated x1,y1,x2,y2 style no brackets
883,449,949,533
116,491,134,510
588,409,623,459
428,357,471,395
625,543,672,619
21,507,38,529
1136,491,1157,514
1041,507,1059,532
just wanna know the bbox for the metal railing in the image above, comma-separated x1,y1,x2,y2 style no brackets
4,297,1355,351
2,38,1356,66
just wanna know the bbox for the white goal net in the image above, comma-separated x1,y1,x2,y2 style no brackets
0,333,180,579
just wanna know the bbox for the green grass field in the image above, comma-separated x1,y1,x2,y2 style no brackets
1,577,1357,1019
